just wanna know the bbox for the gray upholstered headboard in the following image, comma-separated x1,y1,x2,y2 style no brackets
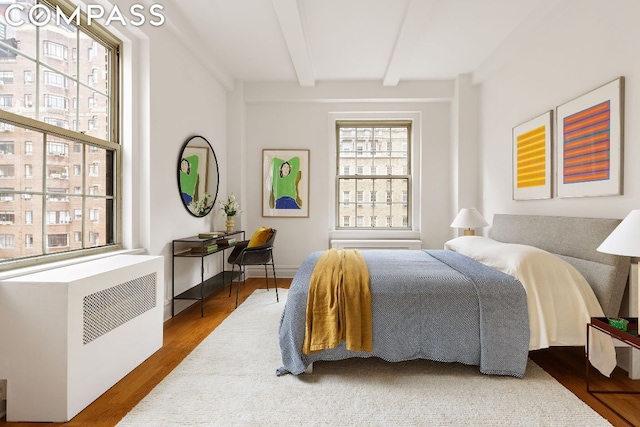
491,214,630,317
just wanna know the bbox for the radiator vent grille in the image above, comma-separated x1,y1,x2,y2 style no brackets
83,272,157,345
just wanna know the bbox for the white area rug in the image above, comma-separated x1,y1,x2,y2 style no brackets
117,289,611,426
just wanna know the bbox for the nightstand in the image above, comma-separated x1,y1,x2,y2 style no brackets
586,317,640,425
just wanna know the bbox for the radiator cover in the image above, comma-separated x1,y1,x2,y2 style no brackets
0,255,164,422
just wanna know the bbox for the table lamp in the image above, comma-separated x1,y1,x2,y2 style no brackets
450,208,489,236
597,209,640,319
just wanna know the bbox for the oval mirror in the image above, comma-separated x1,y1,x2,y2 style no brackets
178,135,219,217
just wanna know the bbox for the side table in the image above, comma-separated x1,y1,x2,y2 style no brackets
586,317,640,426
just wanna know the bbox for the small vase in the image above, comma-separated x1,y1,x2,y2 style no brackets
225,216,235,233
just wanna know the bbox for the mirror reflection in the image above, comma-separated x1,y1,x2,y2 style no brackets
178,135,219,217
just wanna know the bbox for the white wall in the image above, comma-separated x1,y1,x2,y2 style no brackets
477,0,640,226
228,81,455,273
109,1,231,316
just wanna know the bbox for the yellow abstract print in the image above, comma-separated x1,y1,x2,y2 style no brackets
516,125,546,189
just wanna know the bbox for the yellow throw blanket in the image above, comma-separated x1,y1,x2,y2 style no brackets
302,249,372,354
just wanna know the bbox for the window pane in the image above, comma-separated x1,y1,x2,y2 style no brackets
85,197,108,247
0,194,44,260
0,125,44,192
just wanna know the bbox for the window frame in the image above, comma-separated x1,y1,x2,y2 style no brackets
334,119,413,232
0,0,122,270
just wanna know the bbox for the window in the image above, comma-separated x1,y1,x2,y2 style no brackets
0,71,13,85
47,234,68,248
0,1,120,266
0,95,13,108
47,141,69,156
0,141,14,154
0,188,13,201
0,211,15,224
25,234,33,248
44,94,69,111
0,164,15,178
336,121,411,229
43,41,68,60
46,210,70,224
0,234,14,248
43,70,67,89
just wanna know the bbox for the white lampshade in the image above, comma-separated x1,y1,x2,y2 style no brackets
450,208,489,231
597,210,640,257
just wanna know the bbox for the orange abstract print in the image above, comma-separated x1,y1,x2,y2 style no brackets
563,101,610,184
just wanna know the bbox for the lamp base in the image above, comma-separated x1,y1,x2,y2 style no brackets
463,229,476,236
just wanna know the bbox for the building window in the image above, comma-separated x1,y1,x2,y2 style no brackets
47,141,69,156
0,141,14,154
25,210,32,224
25,234,33,248
0,234,14,248
43,41,68,60
336,121,411,229
0,71,13,85
43,70,68,89
0,0,119,266
47,234,69,248
0,95,13,108
44,94,69,111
0,164,15,178
46,210,70,224
0,211,14,224
0,188,13,201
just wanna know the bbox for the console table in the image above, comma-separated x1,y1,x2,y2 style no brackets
171,230,245,317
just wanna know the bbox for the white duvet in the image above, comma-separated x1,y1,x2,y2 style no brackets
445,236,616,376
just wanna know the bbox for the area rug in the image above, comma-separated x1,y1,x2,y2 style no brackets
117,289,611,427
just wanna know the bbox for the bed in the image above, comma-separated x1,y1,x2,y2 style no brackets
277,214,630,378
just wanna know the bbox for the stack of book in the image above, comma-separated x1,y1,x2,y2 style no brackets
189,243,218,254
198,231,220,240
216,237,237,247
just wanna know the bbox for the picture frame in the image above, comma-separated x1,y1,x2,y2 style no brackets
262,149,310,217
512,110,553,200
556,77,624,198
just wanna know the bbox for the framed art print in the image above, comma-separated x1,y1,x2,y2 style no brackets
512,110,553,200
262,149,310,217
556,77,624,198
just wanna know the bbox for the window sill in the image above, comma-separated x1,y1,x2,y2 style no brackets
0,248,146,281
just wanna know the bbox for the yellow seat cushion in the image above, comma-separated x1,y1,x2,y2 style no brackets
248,227,274,247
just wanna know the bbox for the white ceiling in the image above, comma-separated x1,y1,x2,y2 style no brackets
166,0,547,88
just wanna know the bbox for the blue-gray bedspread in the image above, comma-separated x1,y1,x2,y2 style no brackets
277,249,530,377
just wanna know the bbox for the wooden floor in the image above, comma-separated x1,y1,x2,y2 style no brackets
2,277,639,427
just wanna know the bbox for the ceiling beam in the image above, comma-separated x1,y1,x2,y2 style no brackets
271,0,315,87
383,0,436,87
